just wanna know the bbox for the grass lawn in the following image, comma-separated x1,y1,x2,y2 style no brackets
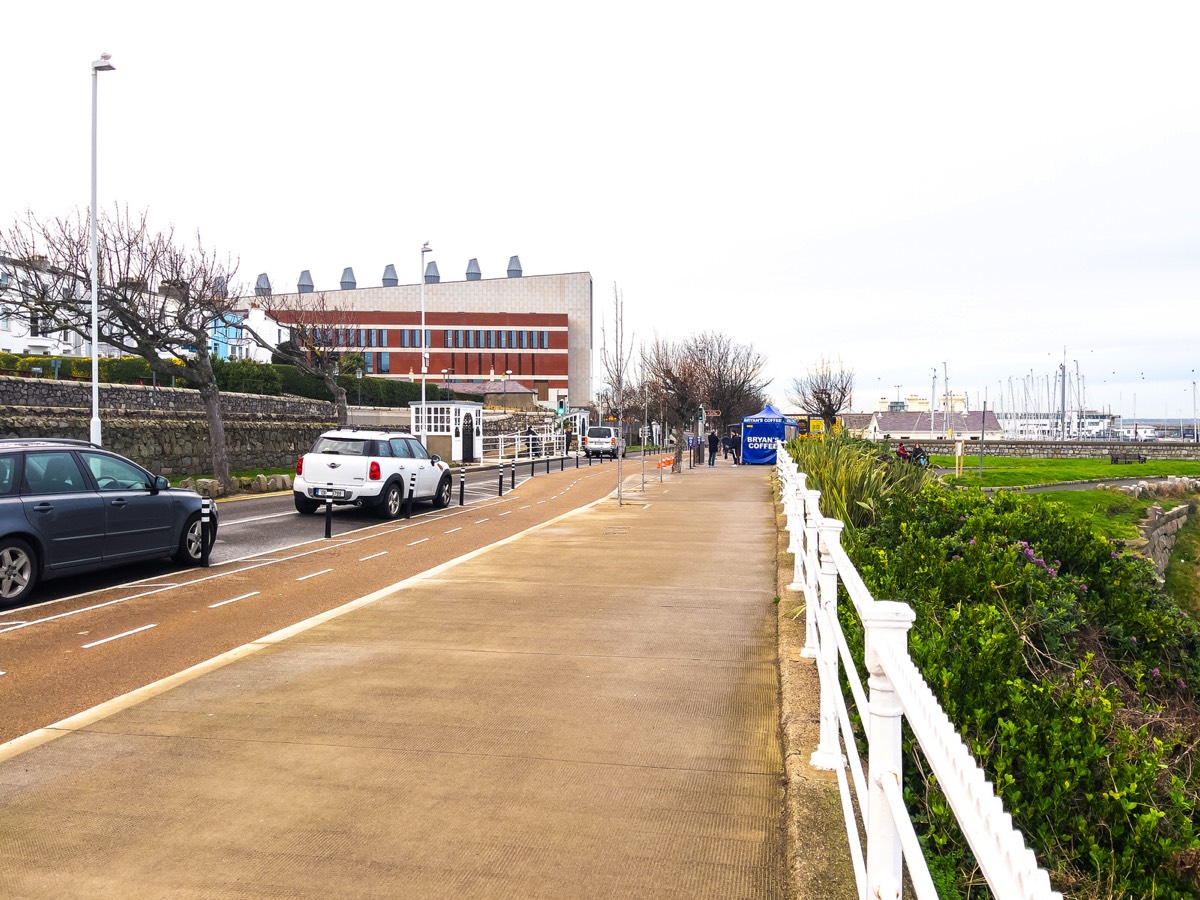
937,455,1200,488
1032,489,1161,542
1165,513,1200,619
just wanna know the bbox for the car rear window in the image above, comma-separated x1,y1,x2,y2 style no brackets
310,437,370,456
587,428,610,438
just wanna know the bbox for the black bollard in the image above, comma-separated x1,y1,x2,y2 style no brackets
511,461,516,490
559,455,564,472
459,468,466,505
200,498,212,567
404,472,417,518
498,465,504,496
324,495,333,538
530,458,536,479
545,456,551,475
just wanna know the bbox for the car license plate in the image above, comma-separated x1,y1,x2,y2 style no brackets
314,488,346,499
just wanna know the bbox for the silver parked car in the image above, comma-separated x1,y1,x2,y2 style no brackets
0,439,217,604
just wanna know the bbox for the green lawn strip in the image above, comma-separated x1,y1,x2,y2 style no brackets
937,455,1200,488
1164,510,1200,620
1028,489,1157,541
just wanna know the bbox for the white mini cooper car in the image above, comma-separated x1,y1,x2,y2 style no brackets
293,429,452,518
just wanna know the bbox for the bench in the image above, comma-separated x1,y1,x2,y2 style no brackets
1110,452,1147,464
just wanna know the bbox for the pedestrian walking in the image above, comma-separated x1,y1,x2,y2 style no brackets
731,430,741,465
721,432,732,459
707,429,719,466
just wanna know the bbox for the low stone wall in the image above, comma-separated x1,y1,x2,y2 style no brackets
1141,503,1192,576
0,375,335,476
884,438,1200,461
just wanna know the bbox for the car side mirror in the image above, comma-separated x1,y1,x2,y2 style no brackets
153,475,169,493
430,455,441,465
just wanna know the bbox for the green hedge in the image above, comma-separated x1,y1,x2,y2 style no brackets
790,438,1200,897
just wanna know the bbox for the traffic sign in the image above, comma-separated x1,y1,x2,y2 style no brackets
705,409,721,417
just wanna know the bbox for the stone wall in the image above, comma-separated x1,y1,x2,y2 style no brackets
0,375,335,476
886,438,1200,461
1140,503,1192,577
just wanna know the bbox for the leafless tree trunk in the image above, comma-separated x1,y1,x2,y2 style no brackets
600,283,635,504
788,357,855,429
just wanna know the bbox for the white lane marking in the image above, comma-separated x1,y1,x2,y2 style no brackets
518,505,531,510
499,511,512,516
474,519,489,524
208,591,261,609
0,671,6,676
219,510,303,526
297,568,333,581
359,551,387,561
537,500,547,504
444,527,462,535
642,504,652,510
408,538,429,546
82,624,157,649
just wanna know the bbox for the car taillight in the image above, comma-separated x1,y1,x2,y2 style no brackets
369,460,381,480
296,457,304,476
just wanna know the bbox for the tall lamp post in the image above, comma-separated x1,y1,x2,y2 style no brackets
504,369,513,409
419,241,432,445
89,52,115,446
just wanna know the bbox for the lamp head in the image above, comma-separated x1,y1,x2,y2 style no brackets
92,52,115,72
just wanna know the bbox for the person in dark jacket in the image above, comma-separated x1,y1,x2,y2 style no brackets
708,430,719,466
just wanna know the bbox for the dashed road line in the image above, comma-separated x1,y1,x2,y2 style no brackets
444,527,463,534
474,519,489,524
359,551,388,561
208,591,261,609
82,624,157,649
296,569,333,582
408,538,429,546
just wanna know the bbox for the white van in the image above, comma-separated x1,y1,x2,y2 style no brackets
582,426,626,459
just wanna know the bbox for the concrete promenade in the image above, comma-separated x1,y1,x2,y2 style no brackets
0,460,828,898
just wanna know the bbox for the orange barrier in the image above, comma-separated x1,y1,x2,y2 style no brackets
656,455,673,470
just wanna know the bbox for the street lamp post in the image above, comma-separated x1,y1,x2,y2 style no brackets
356,367,363,406
504,369,513,409
419,241,432,445
89,52,115,446
440,368,452,401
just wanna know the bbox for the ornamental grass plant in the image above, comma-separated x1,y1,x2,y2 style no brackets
785,436,1200,898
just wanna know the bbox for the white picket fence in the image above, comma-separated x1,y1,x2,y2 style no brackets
776,440,1063,900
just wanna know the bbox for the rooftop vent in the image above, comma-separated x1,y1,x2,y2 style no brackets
382,264,398,287
297,270,314,294
466,258,482,281
424,261,440,284
340,267,356,290
254,273,272,297
507,255,522,278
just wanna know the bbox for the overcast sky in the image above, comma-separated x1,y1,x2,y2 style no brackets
5,2,1198,421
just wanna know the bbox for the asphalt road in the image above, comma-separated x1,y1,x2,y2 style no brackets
0,460,627,745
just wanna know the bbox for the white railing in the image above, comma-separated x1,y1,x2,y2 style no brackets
478,429,569,463
776,440,1062,900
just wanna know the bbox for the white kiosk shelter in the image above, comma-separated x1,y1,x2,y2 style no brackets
410,400,484,463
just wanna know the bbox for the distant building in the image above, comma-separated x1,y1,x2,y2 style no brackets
261,259,592,411
864,409,1005,441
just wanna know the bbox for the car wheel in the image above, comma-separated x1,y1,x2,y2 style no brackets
173,512,214,565
433,475,452,508
0,538,37,604
294,493,320,515
376,482,404,519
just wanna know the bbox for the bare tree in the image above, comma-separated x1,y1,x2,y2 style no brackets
3,206,246,490
788,357,855,429
256,291,361,425
641,332,769,443
600,283,635,504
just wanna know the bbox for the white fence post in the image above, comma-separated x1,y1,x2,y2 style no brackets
863,600,916,900
810,517,846,769
801,488,822,658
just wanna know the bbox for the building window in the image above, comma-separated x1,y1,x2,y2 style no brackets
424,329,431,349
400,330,410,348
455,329,464,348
465,330,474,349
487,330,495,349
520,331,528,349
542,330,550,349
380,352,390,374
499,330,507,349
443,329,452,348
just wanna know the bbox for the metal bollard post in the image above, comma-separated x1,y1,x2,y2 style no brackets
588,451,592,467
459,468,466,505
200,498,212,567
530,458,536,479
545,456,551,475
498,465,504,496
510,461,516,490
559,455,564,472
404,472,417,518
575,451,579,469
324,493,333,538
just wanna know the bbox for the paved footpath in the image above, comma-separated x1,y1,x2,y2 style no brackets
0,462,786,899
